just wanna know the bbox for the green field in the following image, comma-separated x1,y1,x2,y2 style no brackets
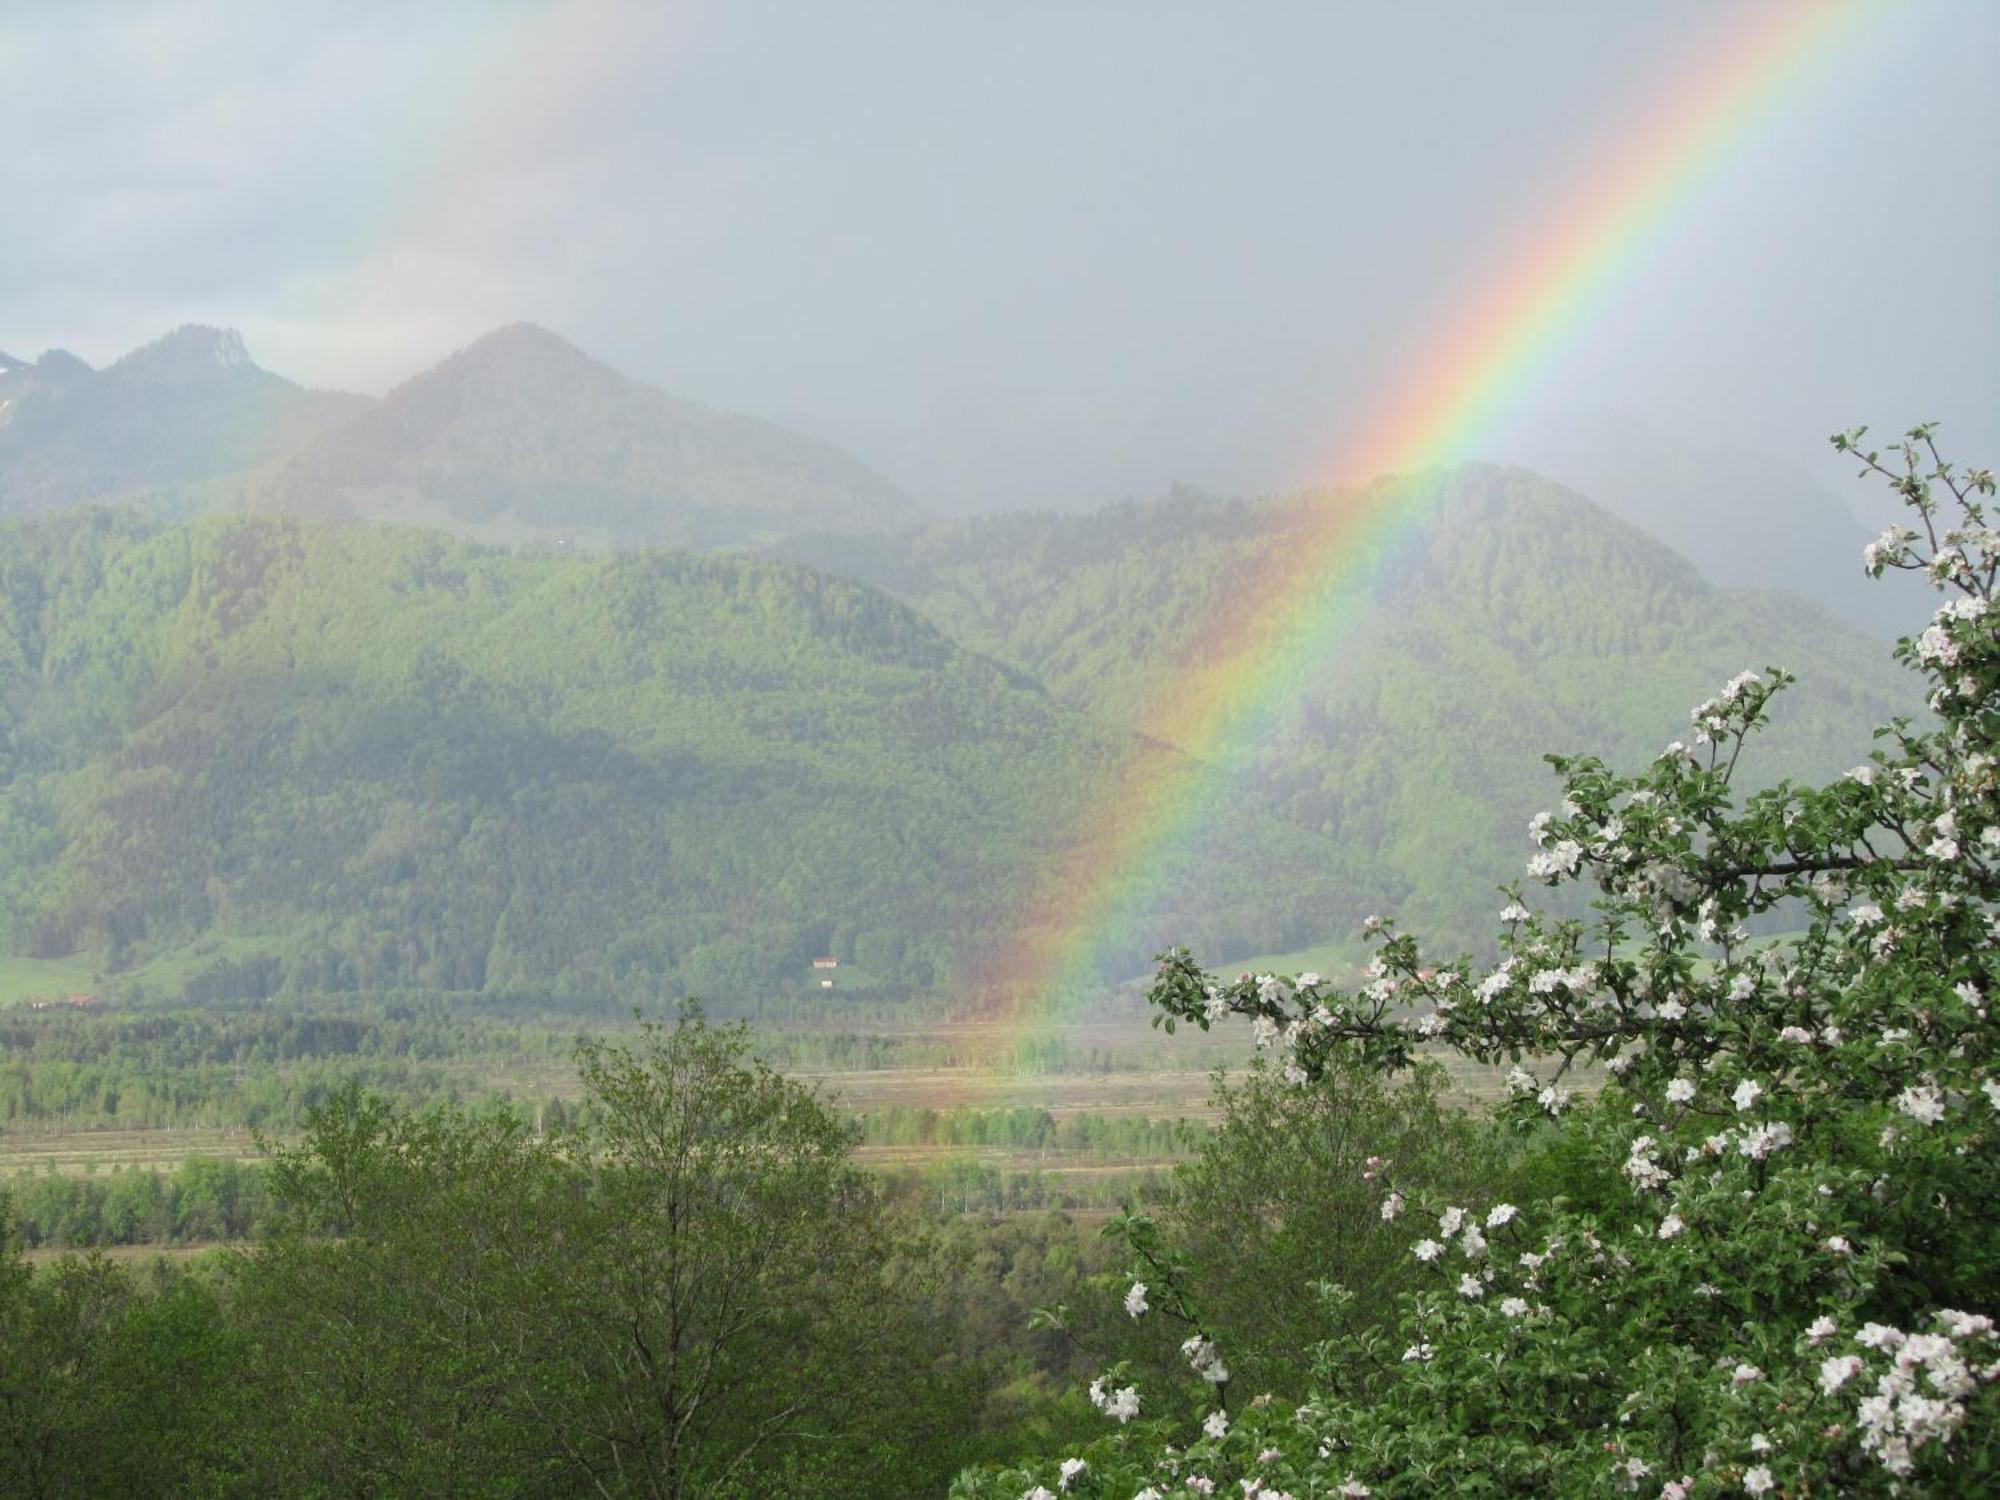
0,953,102,1005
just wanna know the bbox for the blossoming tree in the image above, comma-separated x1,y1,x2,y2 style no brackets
957,428,1999,1498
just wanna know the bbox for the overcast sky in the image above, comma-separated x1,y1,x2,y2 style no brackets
4,0,1994,514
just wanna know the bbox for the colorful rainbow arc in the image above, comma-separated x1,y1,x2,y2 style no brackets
968,0,1873,1062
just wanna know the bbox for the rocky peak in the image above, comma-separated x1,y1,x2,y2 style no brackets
113,324,261,381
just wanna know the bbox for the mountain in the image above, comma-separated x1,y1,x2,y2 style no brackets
0,326,368,515
0,323,922,552
0,511,1376,1003
1492,408,1926,638
251,323,923,549
774,464,1921,936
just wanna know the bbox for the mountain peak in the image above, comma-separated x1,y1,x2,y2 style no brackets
114,324,260,380
273,321,920,545
33,349,93,380
465,321,586,357
397,322,621,403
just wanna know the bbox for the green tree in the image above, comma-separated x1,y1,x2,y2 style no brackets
1126,1054,1504,1404
229,1008,977,1497
0,1230,240,1499
964,433,2000,1497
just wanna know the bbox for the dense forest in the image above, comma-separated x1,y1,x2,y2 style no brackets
787,462,1916,934
0,461,1915,1009
0,509,1369,1000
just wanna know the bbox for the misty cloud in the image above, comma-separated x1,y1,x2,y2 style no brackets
5,0,1994,513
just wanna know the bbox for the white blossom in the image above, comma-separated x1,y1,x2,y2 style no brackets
1181,1335,1228,1385
1821,1355,1864,1394
1738,1121,1794,1160
1918,623,1963,666
1090,1377,1142,1424
1527,840,1584,881
1895,1084,1948,1125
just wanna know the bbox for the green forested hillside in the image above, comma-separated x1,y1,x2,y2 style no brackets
0,466,1922,1008
777,464,1919,933
0,511,1374,1002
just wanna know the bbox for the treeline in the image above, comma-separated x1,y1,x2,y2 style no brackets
0,998,1206,1132
856,1103,1195,1156
6,1110,1199,1251
7,1156,268,1248
0,1000,562,1128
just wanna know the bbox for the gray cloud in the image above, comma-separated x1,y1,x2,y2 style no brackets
4,0,1994,512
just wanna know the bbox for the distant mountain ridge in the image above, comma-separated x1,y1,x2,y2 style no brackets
0,323,921,550
0,326,367,514
256,322,922,549
1493,408,1926,638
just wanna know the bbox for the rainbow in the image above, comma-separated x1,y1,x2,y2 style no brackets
969,0,1873,1065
